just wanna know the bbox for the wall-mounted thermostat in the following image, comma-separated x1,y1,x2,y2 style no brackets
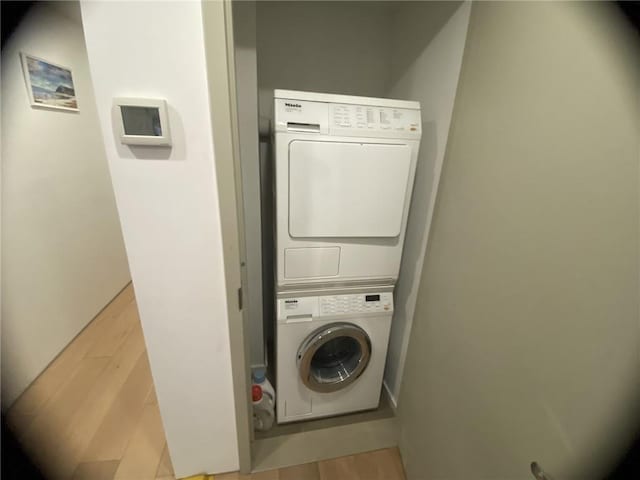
114,97,171,146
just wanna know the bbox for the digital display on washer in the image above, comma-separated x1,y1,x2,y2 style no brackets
365,295,380,302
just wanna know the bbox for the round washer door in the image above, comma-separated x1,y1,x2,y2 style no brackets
297,323,372,393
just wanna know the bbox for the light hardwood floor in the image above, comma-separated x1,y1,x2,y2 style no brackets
6,284,406,480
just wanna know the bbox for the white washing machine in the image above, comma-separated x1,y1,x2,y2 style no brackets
273,90,422,290
276,285,393,423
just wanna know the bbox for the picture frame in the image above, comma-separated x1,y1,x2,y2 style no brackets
20,52,79,112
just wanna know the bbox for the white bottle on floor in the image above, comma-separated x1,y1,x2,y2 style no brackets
252,385,275,431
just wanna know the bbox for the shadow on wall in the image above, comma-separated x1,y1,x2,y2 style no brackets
384,120,438,398
398,120,438,297
615,2,640,34
256,1,395,119
390,1,463,78
1,2,33,47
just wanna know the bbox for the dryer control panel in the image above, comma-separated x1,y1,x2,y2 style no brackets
330,103,420,136
274,90,421,140
277,292,394,321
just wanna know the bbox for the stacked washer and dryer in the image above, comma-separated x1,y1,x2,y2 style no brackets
272,90,421,424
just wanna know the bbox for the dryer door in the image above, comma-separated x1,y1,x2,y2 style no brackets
289,140,412,238
297,323,371,393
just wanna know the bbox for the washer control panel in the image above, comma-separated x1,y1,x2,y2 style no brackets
278,291,393,321
319,292,393,316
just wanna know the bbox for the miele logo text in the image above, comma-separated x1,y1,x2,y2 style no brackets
285,103,301,108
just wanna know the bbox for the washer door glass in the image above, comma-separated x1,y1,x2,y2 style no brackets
297,323,371,393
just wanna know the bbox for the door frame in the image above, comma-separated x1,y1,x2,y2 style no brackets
201,0,253,473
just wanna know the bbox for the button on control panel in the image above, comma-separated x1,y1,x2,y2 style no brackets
319,292,393,316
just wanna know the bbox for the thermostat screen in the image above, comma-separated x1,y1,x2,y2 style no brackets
121,106,162,136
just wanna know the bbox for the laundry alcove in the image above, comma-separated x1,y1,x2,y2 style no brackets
229,0,472,471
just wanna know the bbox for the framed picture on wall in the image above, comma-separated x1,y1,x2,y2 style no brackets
20,53,79,111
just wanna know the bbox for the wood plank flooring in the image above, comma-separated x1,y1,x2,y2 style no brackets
5,284,406,480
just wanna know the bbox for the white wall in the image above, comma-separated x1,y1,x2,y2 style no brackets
256,1,393,125
398,2,639,478
384,1,471,404
1,1,130,408
80,1,239,476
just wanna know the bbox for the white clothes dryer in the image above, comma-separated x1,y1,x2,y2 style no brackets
273,90,422,290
